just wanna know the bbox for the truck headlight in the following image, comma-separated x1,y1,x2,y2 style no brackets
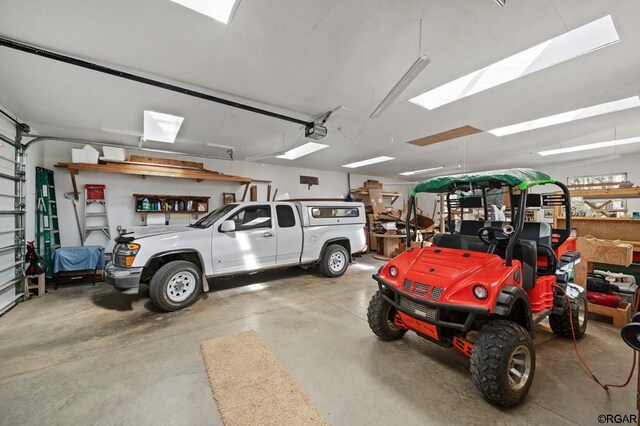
473,285,488,300
115,243,140,267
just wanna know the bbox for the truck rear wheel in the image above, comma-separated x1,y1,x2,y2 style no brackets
319,244,349,277
150,260,202,311
550,290,588,339
367,290,406,341
470,320,535,407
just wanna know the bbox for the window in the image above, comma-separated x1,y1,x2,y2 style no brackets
276,205,296,228
229,205,271,230
190,204,236,228
568,173,628,218
310,207,359,218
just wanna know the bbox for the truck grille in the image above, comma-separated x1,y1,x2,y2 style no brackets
430,287,444,300
412,283,430,297
403,279,412,292
399,296,437,322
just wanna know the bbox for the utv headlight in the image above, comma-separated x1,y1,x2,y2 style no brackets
388,265,398,277
473,285,488,300
115,243,140,267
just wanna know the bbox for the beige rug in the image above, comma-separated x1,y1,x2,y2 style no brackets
201,331,329,426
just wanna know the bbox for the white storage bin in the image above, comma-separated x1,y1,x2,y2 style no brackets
102,146,126,161
81,145,99,164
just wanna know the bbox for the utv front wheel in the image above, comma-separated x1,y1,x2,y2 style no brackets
367,291,406,341
549,290,588,339
470,320,535,407
320,244,349,278
150,261,202,312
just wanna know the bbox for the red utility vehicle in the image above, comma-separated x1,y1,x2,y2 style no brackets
367,169,586,407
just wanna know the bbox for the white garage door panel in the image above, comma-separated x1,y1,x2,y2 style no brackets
0,120,21,316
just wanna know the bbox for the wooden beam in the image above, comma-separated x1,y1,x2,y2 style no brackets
408,125,482,147
241,183,250,201
55,162,252,184
568,187,640,199
266,185,271,202
250,185,258,202
69,168,79,200
128,155,204,170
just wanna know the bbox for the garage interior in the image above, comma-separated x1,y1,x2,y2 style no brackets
1,1,640,424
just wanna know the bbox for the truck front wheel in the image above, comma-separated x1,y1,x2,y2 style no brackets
149,260,202,311
320,244,349,277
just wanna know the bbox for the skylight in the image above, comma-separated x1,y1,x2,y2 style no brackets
276,142,329,160
537,136,640,156
169,0,237,24
488,96,640,136
143,110,184,143
342,156,394,169
409,15,619,110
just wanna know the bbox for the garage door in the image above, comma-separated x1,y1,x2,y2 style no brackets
0,113,25,315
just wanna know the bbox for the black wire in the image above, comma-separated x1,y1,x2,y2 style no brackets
0,107,20,125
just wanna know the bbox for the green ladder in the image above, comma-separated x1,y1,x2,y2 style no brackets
35,167,60,277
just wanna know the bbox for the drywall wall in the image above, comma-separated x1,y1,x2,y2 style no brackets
39,140,401,251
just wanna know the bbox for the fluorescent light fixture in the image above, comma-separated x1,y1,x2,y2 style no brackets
409,15,619,110
276,142,329,160
370,55,431,119
554,154,622,169
342,156,394,169
143,110,184,143
489,96,640,136
399,166,444,176
538,136,640,156
169,0,237,24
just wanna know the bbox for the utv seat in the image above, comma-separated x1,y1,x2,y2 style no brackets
432,233,488,253
455,220,487,236
520,222,556,274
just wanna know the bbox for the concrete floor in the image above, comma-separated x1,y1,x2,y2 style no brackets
0,255,636,425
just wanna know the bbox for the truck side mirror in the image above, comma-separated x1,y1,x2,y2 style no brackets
220,220,236,233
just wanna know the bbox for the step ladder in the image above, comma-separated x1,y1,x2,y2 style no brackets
35,167,60,277
83,184,111,243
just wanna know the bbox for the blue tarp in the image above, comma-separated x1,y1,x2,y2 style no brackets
53,245,105,273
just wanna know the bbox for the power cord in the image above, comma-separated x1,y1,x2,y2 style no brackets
552,283,639,391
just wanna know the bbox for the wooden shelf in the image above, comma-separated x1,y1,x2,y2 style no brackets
55,162,252,199
134,194,210,216
568,187,640,199
557,217,639,221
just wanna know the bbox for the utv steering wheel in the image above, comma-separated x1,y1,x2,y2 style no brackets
477,225,513,246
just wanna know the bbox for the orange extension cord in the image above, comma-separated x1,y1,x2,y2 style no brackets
552,283,639,391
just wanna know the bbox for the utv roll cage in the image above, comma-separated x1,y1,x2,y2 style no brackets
405,168,572,267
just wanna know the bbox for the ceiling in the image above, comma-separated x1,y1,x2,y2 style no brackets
0,0,639,178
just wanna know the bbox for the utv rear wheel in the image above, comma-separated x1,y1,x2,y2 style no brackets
320,244,349,278
367,290,406,341
550,290,588,339
150,261,202,312
470,320,535,407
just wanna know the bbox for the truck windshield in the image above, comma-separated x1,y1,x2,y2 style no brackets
190,204,237,228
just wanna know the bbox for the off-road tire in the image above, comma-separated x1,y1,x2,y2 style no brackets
149,261,202,312
549,290,588,339
470,320,535,407
367,290,406,341
319,244,349,278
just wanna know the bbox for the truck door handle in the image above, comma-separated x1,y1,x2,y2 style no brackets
262,232,274,238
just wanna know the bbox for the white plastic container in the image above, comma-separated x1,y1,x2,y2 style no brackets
81,145,99,164
102,146,126,161
71,148,84,163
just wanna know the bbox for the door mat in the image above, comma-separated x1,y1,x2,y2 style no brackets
201,331,329,426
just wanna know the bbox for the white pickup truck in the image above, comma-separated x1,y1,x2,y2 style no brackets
105,201,367,311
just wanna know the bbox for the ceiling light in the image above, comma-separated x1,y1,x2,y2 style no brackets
143,110,184,143
554,154,622,169
537,136,640,156
276,142,329,160
370,55,431,119
399,166,444,176
169,0,237,24
342,156,394,169
409,15,619,110
489,97,640,136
